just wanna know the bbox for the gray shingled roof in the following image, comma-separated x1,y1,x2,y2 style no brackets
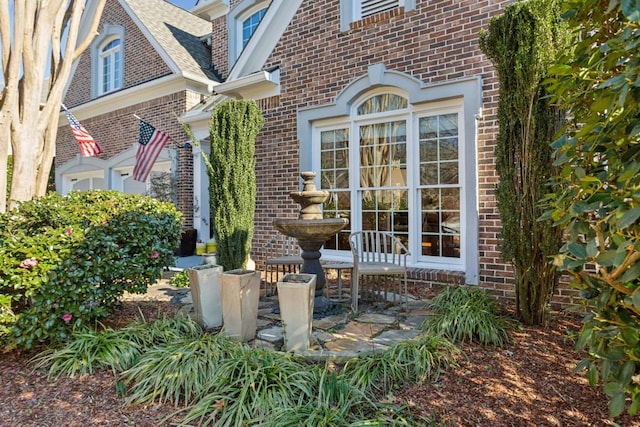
123,0,218,82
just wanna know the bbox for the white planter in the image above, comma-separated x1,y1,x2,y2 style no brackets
277,273,316,352
219,269,261,342
187,264,223,328
202,253,217,265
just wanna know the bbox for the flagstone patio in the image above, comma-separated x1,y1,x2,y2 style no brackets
125,259,432,361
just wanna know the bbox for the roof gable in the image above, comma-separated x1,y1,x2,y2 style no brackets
120,0,219,83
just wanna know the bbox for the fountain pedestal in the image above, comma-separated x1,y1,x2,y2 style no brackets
273,171,348,316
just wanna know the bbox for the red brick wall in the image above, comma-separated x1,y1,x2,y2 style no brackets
57,92,199,227
57,0,208,229
65,0,172,107
243,0,578,308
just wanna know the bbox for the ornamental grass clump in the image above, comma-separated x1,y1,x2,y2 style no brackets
122,332,239,406
422,286,511,346
180,347,317,426
31,316,202,379
342,335,460,395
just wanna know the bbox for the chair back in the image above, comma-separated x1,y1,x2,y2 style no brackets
273,235,300,256
349,231,408,265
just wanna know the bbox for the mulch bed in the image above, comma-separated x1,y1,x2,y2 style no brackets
1,294,639,426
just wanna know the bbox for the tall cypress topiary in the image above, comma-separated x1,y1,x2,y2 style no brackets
479,0,568,325
208,100,264,270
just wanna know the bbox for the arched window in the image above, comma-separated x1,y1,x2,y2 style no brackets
301,65,481,281
242,8,266,47
228,0,269,64
313,88,467,269
91,25,125,98
99,37,122,95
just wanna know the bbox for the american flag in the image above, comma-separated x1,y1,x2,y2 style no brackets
64,107,102,157
132,120,170,182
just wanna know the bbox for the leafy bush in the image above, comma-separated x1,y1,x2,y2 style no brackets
169,270,190,288
542,0,640,417
0,190,183,349
422,286,512,346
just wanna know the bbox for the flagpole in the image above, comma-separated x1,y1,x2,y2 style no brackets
133,114,142,120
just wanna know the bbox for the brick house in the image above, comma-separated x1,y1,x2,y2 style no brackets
58,0,578,306
56,0,219,232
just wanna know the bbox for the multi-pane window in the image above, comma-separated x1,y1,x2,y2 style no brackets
242,8,266,47
318,93,463,265
419,114,460,258
320,128,351,250
99,38,122,95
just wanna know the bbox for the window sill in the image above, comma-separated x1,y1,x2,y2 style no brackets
343,6,406,33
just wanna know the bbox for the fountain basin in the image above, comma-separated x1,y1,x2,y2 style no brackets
273,218,348,242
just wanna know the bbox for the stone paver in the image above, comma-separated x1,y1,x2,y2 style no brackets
372,329,421,346
313,314,348,331
257,326,283,343
356,313,396,325
331,321,387,341
128,273,434,360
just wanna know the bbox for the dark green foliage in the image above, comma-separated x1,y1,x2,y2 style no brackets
0,190,183,349
342,335,461,395
543,0,640,417
479,0,569,325
422,286,512,346
208,100,264,270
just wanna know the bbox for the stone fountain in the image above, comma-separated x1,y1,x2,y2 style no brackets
273,171,348,314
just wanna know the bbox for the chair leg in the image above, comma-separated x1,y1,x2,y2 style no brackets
351,273,359,313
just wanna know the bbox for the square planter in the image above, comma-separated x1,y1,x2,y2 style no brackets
277,273,316,352
187,264,223,328
219,269,261,342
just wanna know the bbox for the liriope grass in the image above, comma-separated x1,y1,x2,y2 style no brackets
121,332,239,406
31,316,203,379
422,285,512,346
342,335,460,396
119,315,202,347
31,327,142,378
179,347,318,426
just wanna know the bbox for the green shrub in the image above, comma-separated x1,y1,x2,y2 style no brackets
543,0,640,417
479,0,568,325
0,190,183,349
422,286,512,346
208,100,264,270
169,270,190,288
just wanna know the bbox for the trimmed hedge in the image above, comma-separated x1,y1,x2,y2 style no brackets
0,190,183,349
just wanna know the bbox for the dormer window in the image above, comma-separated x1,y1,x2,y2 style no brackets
228,0,269,65
90,25,125,98
99,38,122,94
242,8,266,47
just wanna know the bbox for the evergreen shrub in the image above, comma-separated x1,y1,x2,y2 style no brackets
0,190,182,349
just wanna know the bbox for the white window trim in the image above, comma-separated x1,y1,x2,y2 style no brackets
298,63,482,284
339,0,416,32
90,24,125,99
228,0,269,66
99,37,122,95
313,93,466,271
